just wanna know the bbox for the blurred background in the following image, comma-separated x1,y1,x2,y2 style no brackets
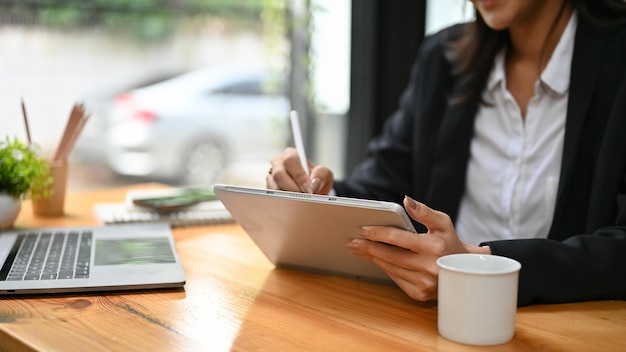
0,0,472,192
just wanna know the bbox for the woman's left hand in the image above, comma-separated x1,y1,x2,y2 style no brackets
346,196,491,301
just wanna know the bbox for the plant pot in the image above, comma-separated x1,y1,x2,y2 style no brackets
0,193,21,230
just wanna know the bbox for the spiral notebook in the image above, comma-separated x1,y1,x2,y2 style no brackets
94,189,233,227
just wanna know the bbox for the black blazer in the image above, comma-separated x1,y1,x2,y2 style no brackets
334,17,626,306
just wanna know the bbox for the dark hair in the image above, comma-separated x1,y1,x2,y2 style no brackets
450,0,626,103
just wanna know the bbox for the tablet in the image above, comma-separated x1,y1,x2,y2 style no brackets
213,183,416,284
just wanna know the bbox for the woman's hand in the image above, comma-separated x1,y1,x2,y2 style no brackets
346,196,491,301
266,147,334,194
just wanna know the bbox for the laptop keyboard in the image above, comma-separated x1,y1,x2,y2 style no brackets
1,230,93,281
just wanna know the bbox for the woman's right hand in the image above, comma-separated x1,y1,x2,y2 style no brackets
266,147,334,194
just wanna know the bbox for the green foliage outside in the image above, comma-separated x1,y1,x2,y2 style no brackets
1,0,276,42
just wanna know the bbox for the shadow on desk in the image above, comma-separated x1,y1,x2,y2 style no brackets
0,287,186,301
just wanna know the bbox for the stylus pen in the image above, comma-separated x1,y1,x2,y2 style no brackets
290,110,309,175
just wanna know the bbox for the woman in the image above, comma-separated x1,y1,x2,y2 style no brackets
267,0,626,306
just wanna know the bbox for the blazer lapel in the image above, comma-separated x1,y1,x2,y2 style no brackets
550,19,610,238
426,82,478,221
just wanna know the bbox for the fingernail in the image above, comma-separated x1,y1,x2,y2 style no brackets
404,195,418,210
300,182,313,194
345,240,359,250
311,177,324,193
357,227,371,238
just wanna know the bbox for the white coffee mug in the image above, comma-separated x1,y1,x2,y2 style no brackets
437,253,521,346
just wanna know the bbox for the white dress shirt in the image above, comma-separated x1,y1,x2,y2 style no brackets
455,13,577,243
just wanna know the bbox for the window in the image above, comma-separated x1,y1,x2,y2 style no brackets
1,1,471,192
426,0,474,35
0,0,292,190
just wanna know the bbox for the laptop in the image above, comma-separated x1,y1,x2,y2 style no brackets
0,222,185,295
213,184,417,284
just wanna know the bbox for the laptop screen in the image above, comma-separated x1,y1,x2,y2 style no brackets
94,238,176,265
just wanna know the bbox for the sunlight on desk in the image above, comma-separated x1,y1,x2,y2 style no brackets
172,230,274,350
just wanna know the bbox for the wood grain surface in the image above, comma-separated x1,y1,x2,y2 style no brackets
1,184,625,351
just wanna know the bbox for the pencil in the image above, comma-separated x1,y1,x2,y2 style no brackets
54,103,89,161
21,98,32,145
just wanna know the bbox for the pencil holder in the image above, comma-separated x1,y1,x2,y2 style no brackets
32,159,68,217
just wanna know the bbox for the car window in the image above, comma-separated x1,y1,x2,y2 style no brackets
217,80,265,96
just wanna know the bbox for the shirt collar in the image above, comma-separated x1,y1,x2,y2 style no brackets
486,50,506,92
541,11,577,94
486,11,578,95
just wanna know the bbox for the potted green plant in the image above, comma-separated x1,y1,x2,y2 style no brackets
0,136,52,229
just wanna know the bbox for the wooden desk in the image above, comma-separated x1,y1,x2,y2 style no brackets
2,184,625,351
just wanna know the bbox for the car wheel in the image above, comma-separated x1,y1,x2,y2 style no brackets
182,140,227,186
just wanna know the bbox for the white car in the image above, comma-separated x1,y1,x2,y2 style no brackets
104,66,290,185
